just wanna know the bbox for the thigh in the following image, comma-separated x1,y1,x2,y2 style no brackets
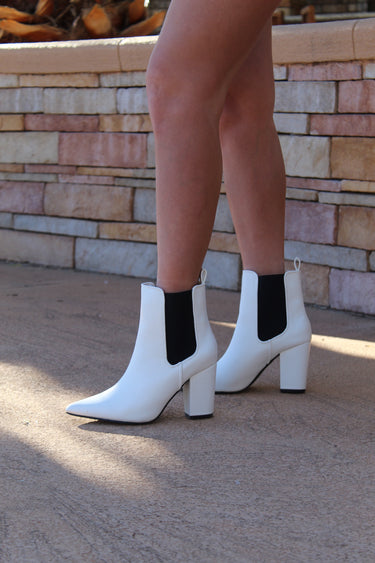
149,0,280,101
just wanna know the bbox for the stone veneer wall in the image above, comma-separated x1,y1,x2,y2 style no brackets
0,20,375,315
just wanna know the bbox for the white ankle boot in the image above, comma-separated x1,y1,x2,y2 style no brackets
66,273,217,423
215,259,311,393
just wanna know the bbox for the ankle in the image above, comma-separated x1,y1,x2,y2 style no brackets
243,261,285,276
156,277,199,293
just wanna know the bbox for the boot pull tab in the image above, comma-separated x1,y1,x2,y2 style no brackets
200,269,208,285
294,257,301,271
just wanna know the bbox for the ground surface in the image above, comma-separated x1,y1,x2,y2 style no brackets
1,262,375,562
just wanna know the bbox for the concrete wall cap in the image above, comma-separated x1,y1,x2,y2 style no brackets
0,18,374,74
0,38,123,74
118,36,158,71
353,18,375,60
272,19,358,64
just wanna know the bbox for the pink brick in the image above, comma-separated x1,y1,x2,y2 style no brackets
25,164,76,174
25,114,99,132
285,200,337,244
58,174,114,185
311,114,375,137
330,269,375,315
0,181,44,214
339,81,375,113
286,177,341,192
289,62,361,81
44,183,133,221
59,133,147,168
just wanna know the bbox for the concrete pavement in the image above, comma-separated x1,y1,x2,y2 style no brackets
1,261,375,562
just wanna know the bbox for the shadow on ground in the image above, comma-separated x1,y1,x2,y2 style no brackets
1,262,375,562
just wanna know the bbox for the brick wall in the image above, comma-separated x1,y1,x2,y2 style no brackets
0,20,375,314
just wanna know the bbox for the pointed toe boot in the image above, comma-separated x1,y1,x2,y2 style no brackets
66,272,217,423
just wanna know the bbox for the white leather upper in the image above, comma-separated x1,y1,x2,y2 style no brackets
66,280,217,423
215,267,311,393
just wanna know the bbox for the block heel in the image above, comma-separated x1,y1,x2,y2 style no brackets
280,341,310,393
183,364,216,419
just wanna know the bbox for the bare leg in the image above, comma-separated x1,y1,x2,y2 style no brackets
220,20,286,275
146,0,281,292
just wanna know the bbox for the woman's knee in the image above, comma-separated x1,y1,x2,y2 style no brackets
146,48,226,130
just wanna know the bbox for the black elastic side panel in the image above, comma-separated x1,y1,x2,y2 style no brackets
257,274,287,341
164,290,197,365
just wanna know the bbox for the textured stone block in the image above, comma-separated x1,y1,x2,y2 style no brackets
285,260,329,306
339,81,375,113
134,188,155,223
44,88,116,115
59,133,147,168
280,135,330,178
213,195,234,233
14,214,98,238
286,188,318,202
370,252,375,271
273,113,308,134
0,132,58,164
117,87,148,114
286,177,341,192
147,133,155,168
25,114,99,132
0,229,74,268
0,115,24,131
115,178,155,188
275,82,336,113
331,138,375,182
338,206,375,250
208,232,239,254
0,212,12,228
99,114,152,132
289,62,361,81
310,114,375,137
329,269,375,315
0,182,44,214
0,75,18,87
77,166,155,179
59,174,114,185
20,74,99,87
44,183,133,221
319,192,375,207
285,201,337,244
100,71,146,87
0,164,23,173
0,89,43,113
364,63,375,79
99,222,156,242
0,172,57,183
203,251,241,291
284,240,367,271
25,164,76,174
75,238,157,278
341,180,375,194
273,65,287,80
